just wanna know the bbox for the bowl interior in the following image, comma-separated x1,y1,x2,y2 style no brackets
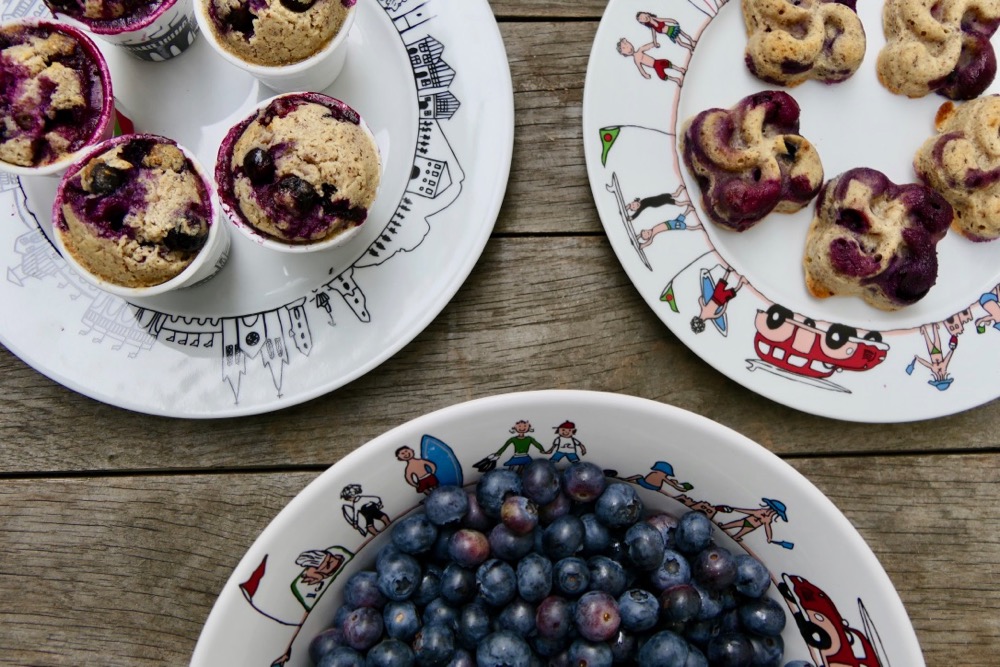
191,390,922,666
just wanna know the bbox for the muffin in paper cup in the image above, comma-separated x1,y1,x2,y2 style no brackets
43,0,200,61
194,0,356,92
215,92,381,253
0,18,115,177
52,133,231,297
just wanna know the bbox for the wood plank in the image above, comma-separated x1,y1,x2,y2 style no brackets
489,1,608,19
0,454,996,666
3,236,1000,474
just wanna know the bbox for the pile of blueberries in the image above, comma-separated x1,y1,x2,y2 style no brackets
309,460,804,666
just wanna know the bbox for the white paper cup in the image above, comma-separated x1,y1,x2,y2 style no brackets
215,92,381,254
52,134,231,298
45,0,200,62
194,0,356,92
0,18,116,177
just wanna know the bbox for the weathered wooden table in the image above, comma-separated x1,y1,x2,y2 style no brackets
1,1,998,665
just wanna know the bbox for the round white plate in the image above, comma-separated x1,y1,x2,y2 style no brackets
0,0,512,417
191,390,923,667
584,0,1000,422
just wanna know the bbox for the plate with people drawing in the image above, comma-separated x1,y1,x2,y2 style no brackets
584,0,1000,422
0,0,512,417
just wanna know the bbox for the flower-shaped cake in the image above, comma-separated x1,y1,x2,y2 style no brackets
914,96,1000,241
680,90,824,232
878,0,1000,99
803,168,953,310
742,0,866,86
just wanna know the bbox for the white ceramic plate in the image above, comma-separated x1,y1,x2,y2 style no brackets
583,0,1000,422
191,390,923,666
0,0,513,417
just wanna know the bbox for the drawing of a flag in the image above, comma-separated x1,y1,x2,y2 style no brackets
661,282,679,313
239,555,268,602
599,127,620,166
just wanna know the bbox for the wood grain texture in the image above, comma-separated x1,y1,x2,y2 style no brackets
490,0,608,19
0,454,996,666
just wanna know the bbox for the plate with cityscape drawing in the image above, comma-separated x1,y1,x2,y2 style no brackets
584,0,1000,422
0,0,513,417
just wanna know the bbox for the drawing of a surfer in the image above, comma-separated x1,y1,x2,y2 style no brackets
691,267,747,334
718,498,787,544
626,184,688,220
636,11,696,52
340,484,391,537
396,445,439,494
638,203,701,248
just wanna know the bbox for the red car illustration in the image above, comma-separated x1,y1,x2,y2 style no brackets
779,573,885,667
753,305,888,379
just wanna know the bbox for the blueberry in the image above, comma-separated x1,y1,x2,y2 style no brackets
521,458,561,505
462,491,492,531
446,649,476,667
531,635,568,658
684,618,722,649
650,549,692,591
543,514,585,559
309,626,345,663
224,5,256,37
343,571,386,609
432,526,457,563
448,529,491,568
341,606,383,651
275,174,318,214
624,522,665,571
553,557,589,597
457,602,492,650
412,564,442,606
738,596,787,636
637,630,690,665
608,630,638,663
241,147,274,184
279,0,316,11
535,595,573,640
692,545,738,592
616,588,658,633
579,514,611,555
748,633,783,667
783,661,813,667
317,646,364,667
163,221,207,253
501,495,539,535
425,485,469,526
477,630,533,667
594,483,642,528
560,462,607,502
376,551,421,601
659,584,702,624
413,622,456,666
683,645,709,667
392,514,438,555
365,638,415,667
476,559,517,607
440,562,477,604
496,597,536,636
706,632,754,666
89,162,127,194
383,600,421,642
567,638,614,667
488,523,534,561
734,554,771,598
675,511,714,554
538,492,572,525
645,512,679,549
693,583,724,621
586,556,627,597
477,470,522,518
422,598,460,631
516,552,553,603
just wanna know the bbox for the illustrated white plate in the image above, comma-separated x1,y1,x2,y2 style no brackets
584,0,1000,422
191,390,923,666
0,0,513,417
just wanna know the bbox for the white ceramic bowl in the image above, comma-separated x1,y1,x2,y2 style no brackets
191,390,923,666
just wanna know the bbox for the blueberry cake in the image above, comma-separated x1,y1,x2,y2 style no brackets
914,96,1000,241
55,135,214,288
205,0,354,66
217,93,380,245
878,0,1000,99
42,0,166,28
742,0,866,86
803,168,954,310
680,90,824,232
0,22,109,169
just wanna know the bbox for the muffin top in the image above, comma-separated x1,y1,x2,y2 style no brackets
206,0,355,66
0,23,108,168
218,93,380,244
43,0,166,28
56,135,213,288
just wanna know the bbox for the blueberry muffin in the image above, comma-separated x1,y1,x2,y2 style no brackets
743,0,866,86
216,93,380,246
803,168,954,310
914,96,1000,241
680,90,824,232
204,0,354,66
54,134,215,288
42,0,168,29
878,0,1000,100
0,21,111,169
